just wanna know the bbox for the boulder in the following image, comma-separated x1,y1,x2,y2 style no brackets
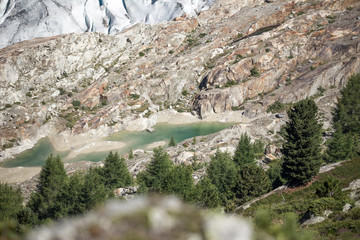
26,196,253,240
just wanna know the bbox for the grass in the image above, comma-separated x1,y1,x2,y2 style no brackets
240,158,360,239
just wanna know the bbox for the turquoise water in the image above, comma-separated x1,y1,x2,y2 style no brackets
1,138,69,168
1,122,233,167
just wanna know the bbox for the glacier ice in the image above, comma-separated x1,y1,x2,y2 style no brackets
0,0,216,49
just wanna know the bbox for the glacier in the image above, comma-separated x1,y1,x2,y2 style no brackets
0,0,216,49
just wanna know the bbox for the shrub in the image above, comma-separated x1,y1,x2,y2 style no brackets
72,100,81,107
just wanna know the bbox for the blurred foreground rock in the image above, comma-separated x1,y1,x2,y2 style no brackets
26,196,252,240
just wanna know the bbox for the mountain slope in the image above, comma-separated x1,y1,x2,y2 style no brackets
0,0,360,162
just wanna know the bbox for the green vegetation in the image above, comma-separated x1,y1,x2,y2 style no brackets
181,89,189,96
243,158,360,239
233,133,255,168
250,67,260,77
325,73,360,162
71,100,81,107
99,151,133,189
0,183,23,222
281,98,323,186
207,150,237,206
266,101,292,113
169,136,176,147
128,149,134,159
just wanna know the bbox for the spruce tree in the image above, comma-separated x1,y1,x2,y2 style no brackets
80,168,111,211
195,177,221,208
101,152,133,189
281,98,323,186
169,136,176,147
233,133,255,168
325,74,360,162
333,74,360,135
0,183,23,222
28,154,67,221
235,165,270,203
138,147,173,193
207,150,237,204
162,164,195,200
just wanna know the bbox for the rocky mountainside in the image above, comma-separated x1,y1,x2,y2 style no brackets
0,0,215,49
1,0,360,162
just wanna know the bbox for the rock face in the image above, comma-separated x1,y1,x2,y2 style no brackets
1,0,360,160
26,196,253,240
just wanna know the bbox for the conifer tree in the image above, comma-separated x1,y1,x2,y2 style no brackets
281,98,322,186
28,154,67,221
162,164,195,200
101,152,133,189
138,147,173,193
195,177,221,208
80,168,111,211
325,74,360,162
233,133,255,168
169,136,176,147
0,183,23,222
207,150,237,204
235,165,270,203
333,74,360,135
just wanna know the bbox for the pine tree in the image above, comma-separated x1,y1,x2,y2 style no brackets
169,136,176,147
28,154,67,221
0,183,23,222
281,99,323,186
234,165,270,203
101,152,133,189
137,147,173,193
207,150,237,204
233,133,256,168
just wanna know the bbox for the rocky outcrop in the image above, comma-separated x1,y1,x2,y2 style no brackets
26,196,253,240
1,0,360,160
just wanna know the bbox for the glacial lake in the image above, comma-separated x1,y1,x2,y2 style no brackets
1,122,233,168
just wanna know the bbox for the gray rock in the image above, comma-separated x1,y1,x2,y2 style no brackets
26,196,253,240
302,216,325,226
343,203,352,213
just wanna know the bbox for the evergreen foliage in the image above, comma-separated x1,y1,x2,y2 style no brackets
138,147,173,193
195,177,221,208
27,154,67,221
101,152,133,189
315,176,342,199
169,136,176,147
266,160,285,189
333,74,360,136
162,164,195,200
128,149,134,159
207,150,237,204
0,183,23,222
324,127,358,162
281,99,323,186
52,173,85,218
80,168,111,211
233,133,256,168
325,74,360,162
235,165,270,203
